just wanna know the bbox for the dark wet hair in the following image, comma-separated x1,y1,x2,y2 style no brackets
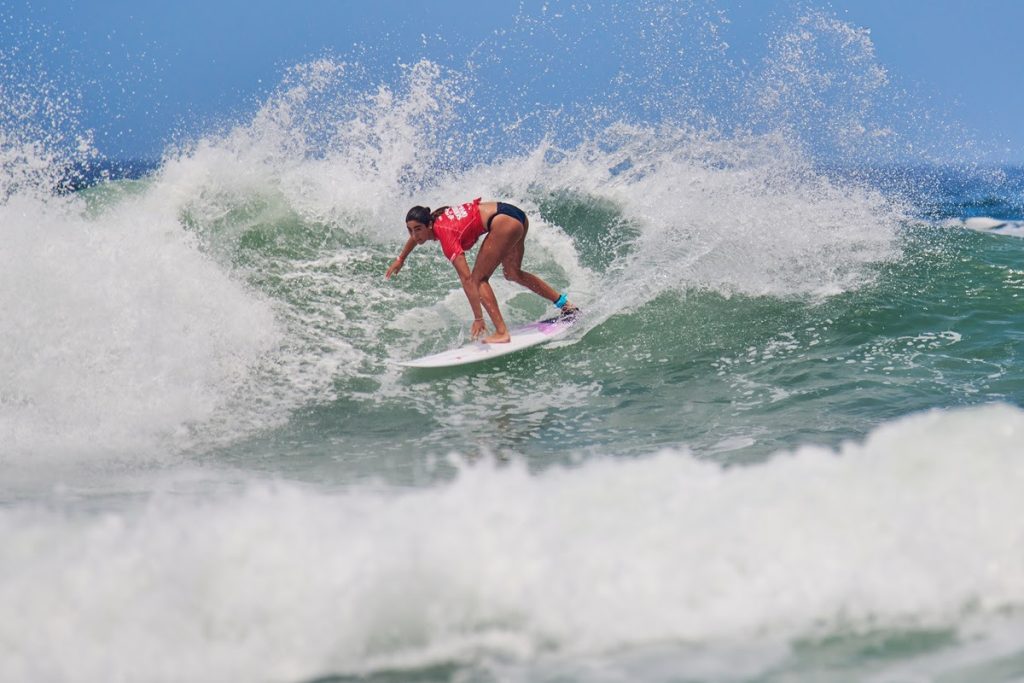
405,205,449,225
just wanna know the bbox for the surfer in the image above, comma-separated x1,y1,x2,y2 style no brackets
386,198,577,343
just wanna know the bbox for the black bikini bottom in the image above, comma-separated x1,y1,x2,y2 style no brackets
487,202,527,230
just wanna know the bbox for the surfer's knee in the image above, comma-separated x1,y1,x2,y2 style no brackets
503,267,523,283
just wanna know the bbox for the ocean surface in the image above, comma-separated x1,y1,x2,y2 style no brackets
4,5,1024,682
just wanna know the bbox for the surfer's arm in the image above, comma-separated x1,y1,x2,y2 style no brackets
385,237,417,279
451,254,486,335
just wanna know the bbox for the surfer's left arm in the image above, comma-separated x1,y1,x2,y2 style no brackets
385,237,417,279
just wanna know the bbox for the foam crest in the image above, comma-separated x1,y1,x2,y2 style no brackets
156,58,470,242
3,404,1024,680
494,126,906,331
2,28,287,460
1,56,425,460
0,188,281,460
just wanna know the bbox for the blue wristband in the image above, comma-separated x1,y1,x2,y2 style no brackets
554,293,568,308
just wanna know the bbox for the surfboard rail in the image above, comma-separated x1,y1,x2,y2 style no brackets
399,314,579,369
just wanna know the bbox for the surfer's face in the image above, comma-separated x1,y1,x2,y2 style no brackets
407,220,432,244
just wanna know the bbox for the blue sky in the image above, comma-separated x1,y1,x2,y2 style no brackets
3,0,1022,163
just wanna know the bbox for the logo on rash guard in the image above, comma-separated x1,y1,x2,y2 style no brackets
446,204,469,221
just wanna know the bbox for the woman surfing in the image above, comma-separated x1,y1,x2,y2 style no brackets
385,198,577,343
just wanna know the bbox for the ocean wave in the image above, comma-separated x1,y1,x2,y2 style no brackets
3,403,1024,681
2,46,910,461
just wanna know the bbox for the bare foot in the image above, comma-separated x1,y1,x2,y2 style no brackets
483,331,511,343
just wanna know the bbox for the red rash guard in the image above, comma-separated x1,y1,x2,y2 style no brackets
432,198,485,262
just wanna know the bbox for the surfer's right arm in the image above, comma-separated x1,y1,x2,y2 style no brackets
451,253,487,339
385,237,418,279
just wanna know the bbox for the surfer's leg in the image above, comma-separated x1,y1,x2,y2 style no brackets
501,217,574,312
471,215,524,343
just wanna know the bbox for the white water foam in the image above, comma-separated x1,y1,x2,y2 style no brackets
3,403,1023,681
0,62,388,461
0,187,281,460
520,126,903,318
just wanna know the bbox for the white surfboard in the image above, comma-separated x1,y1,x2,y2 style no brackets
964,216,1010,231
964,216,1024,237
399,314,579,369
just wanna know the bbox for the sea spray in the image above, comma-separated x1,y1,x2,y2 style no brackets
0,57,285,460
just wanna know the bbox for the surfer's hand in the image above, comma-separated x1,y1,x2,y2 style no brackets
471,319,487,340
385,257,404,279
